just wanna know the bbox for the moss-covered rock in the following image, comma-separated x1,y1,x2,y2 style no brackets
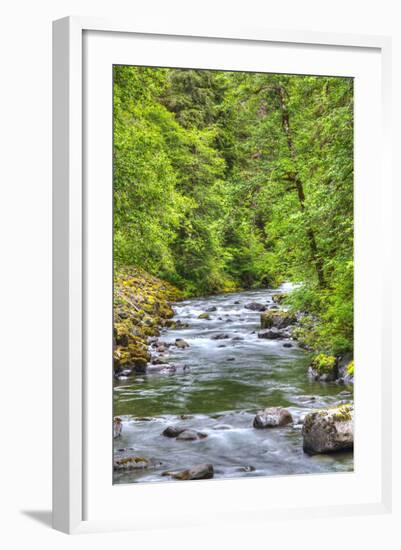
308,353,338,382
302,404,354,454
272,293,287,304
260,310,296,329
113,267,182,372
198,312,210,319
163,463,214,480
113,455,150,471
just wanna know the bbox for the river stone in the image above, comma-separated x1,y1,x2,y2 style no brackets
282,342,293,348
120,368,133,375
206,305,217,312
176,429,208,441
302,404,354,454
211,333,230,340
162,425,186,438
198,312,210,319
253,407,293,429
151,356,168,365
168,464,214,480
245,302,266,311
113,452,150,471
147,364,177,374
260,310,296,329
257,328,286,339
175,338,189,349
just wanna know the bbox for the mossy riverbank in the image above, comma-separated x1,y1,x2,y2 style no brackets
113,267,183,373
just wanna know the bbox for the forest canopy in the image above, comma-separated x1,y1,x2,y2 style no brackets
113,66,353,355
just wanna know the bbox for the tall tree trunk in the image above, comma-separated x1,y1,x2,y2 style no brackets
276,86,325,288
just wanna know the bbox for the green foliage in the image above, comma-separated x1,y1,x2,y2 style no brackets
311,353,337,374
347,361,354,376
114,66,354,354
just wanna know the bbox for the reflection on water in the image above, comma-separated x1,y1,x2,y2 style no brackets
113,286,353,483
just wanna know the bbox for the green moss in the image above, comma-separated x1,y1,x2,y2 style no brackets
331,404,353,422
260,310,295,329
311,353,337,374
303,404,353,433
346,360,354,376
113,266,182,370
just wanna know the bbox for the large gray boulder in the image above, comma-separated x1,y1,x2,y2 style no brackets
253,407,293,428
302,404,354,454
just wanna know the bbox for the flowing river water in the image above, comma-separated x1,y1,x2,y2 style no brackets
113,285,353,483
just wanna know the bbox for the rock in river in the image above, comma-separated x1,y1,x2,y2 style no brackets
257,328,287,339
176,429,208,441
260,310,296,329
164,463,214,480
245,302,266,311
253,407,293,428
162,425,185,438
147,364,177,374
162,426,207,440
198,312,210,319
302,404,354,454
113,449,153,471
175,338,189,349
211,333,230,340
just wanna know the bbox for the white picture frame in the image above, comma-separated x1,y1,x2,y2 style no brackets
52,16,393,535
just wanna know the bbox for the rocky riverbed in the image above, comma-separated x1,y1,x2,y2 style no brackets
113,284,354,484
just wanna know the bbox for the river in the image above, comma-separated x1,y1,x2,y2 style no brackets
113,285,353,483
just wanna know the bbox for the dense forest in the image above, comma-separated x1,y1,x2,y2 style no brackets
113,66,353,356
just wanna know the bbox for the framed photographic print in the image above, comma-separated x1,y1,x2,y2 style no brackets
53,17,392,534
